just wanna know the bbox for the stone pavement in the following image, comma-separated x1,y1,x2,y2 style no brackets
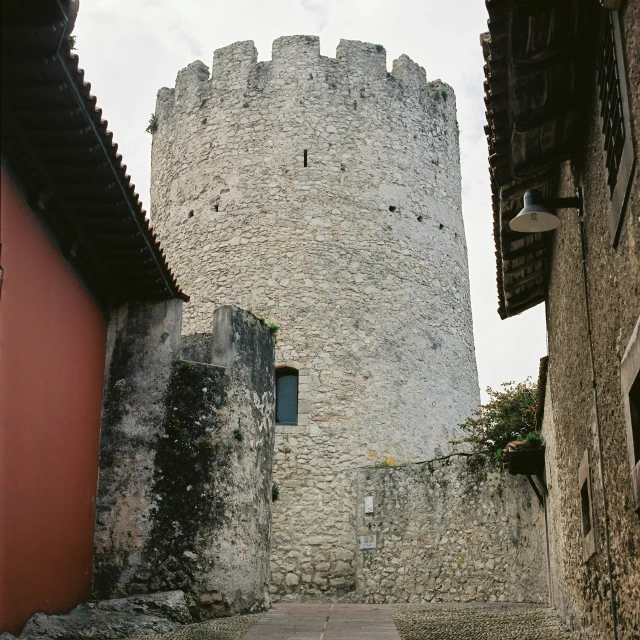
242,604,400,640
391,603,571,640
127,602,572,640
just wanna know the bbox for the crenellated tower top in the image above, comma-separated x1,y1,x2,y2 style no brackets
156,36,456,118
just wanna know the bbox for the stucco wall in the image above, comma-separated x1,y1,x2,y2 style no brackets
93,305,275,617
150,35,479,599
543,3,640,638
354,459,548,605
0,171,108,634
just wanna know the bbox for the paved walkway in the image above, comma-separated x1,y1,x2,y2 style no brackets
242,603,400,640
391,603,571,640
132,602,571,640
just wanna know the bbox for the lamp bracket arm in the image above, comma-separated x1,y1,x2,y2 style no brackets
547,191,583,211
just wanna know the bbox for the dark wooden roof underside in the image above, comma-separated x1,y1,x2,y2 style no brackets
482,0,599,318
1,1,186,310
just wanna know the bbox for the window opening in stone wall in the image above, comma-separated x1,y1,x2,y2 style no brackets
276,368,298,425
303,150,308,167
188,210,194,218
214,204,219,212
578,449,596,560
389,206,396,212
597,11,625,197
628,370,640,465
622,316,640,512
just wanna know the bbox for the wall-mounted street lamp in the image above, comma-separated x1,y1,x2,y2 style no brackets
509,189,583,233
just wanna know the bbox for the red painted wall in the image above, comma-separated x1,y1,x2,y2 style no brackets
0,172,108,634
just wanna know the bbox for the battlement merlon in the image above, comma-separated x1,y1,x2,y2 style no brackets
155,36,458,113
212,40,258,92
272,35,321,66
336,39,387,82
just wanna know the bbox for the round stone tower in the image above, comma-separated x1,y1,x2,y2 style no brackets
150,36,479,600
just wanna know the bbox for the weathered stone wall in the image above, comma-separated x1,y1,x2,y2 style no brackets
150,35,479,599
94,305,275,617
542,3,640,638
94,300,183,596
353,459,548,604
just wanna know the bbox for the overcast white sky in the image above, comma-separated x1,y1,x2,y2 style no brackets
74,0,547,398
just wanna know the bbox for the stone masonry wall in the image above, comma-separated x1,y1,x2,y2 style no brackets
354,459,548,604
541,3,640,637
150,35,480,599
94,304,275,618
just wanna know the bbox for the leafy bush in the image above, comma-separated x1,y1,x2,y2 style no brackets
453,379,538,469
272,482,280,502
525,430,544,448
233,428,244,442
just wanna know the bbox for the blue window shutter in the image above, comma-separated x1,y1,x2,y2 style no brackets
276,370,298,424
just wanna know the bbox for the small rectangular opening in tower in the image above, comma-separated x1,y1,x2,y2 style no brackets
303,150,308,167
581,480,591,535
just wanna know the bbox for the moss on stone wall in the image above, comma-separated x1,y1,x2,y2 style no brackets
138,361,231,595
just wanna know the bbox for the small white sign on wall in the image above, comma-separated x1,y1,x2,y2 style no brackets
359,534,377,550
364,496,374,513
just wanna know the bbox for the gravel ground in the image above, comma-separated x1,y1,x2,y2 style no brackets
129,613,264,640
391,603,572,640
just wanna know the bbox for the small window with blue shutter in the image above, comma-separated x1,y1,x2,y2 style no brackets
276,367,298,425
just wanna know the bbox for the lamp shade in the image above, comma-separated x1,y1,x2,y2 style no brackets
509,189,561,233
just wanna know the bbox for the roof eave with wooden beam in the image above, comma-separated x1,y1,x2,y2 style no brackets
482,0,599,319
1,0,188,311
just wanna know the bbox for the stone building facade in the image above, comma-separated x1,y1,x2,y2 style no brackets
150,36,480,598
483,1,640,637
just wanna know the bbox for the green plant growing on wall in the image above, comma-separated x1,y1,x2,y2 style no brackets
452,378,538,469
272,482,280,502
146,113,159,134
375,44,384,53
256,315,279,337
233,428,244,442
68,35,77,50
441,90,448,102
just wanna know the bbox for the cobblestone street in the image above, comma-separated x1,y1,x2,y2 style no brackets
391,603,571,640
135,603,571,640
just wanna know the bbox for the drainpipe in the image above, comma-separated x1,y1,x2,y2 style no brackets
575,190,618,638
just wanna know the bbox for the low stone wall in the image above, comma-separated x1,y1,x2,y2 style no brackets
354,458,548,604
93,305,275,617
